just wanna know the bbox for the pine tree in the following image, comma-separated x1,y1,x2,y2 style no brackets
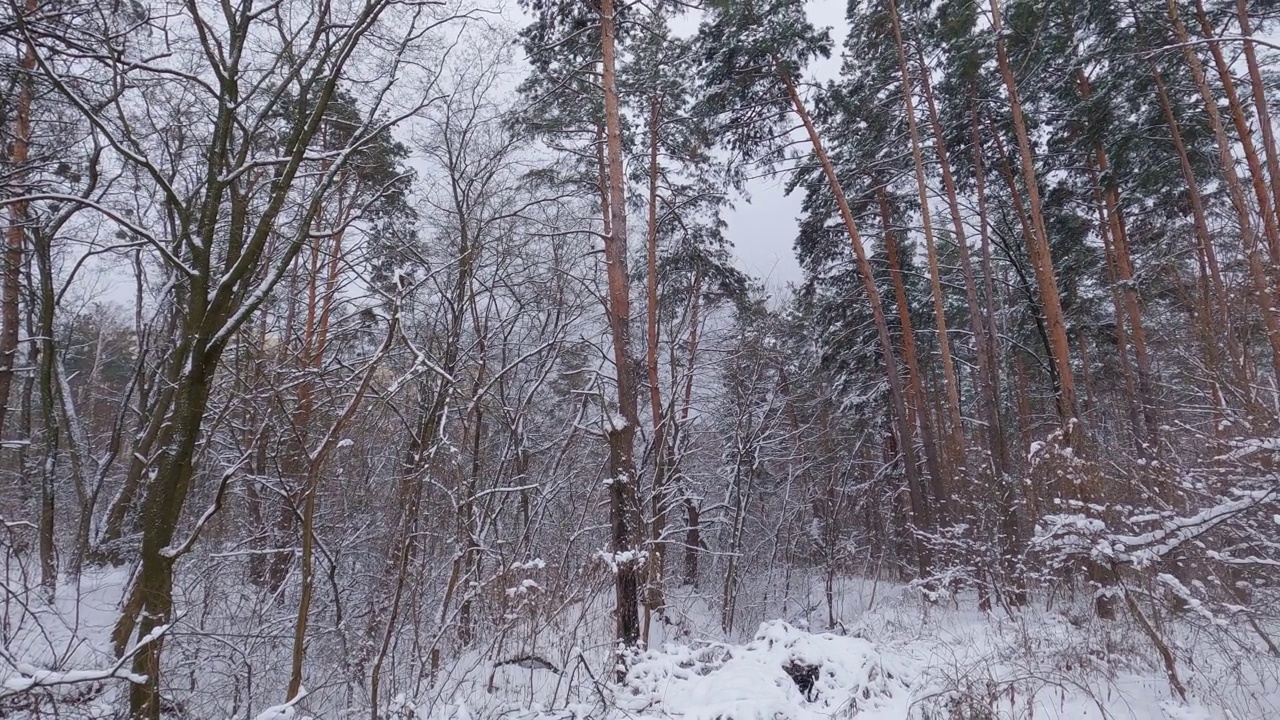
699,0,935,573
519,0,644,653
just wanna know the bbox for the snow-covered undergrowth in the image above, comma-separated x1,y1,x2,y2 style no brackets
6,570,1280,719
424,578,1280,720
1,568,135,714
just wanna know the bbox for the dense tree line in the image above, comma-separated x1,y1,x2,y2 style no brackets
3,0,1280,717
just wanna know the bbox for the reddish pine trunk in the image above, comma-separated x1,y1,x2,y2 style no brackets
1089,166,1145,452
970,108,1026,605
993,0,1114,617
887,0,964,482
1236,0,1280,236
1150,64,1244,381
601,0,642,651
991,0,1079,440
1074,70,1158,446
919,48,1004,488
1194,0,1280,282
876,186,949,520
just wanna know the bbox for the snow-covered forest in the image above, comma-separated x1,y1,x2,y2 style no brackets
4,0,1280,717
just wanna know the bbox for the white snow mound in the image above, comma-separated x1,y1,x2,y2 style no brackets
618,620,915,720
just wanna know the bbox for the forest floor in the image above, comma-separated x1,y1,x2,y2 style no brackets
463,577,1280,720
5,571,1280,719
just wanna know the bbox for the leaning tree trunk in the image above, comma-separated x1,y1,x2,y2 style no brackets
918,44,1003,497
1074,70,1158,447
1236,0,1280,237
990,0,1079,439
969,106,1026,606
992,0,1115,618
1150,63,1248,404
1167,0,1280,388
1087,164,1145,453
876,186,949,521
778,64,933,573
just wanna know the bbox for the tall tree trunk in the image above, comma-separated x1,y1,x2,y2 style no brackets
643,95,668,643
984,112,1061,396
129,349,214,719
35,236,56,592
720,437,757,633
1088,165,1145,453
679,270,703,588
969,106,1010,485
990,0,1079,440
970,108,1025,605
1236,0,1280,235
286,219,348,700
1073,70,1158,447
888,0,964,486
992,0,1114,617
1150,63,1246,391
1194,0,1280,278
0,0,37,440
600,0,642,652
876,186,949,521
919,47,1001,491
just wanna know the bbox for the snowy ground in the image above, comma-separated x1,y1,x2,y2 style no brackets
2,568,139,716
429,578,1280,720
5,570,1280,718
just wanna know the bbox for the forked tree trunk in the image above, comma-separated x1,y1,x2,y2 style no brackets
123,18,378,711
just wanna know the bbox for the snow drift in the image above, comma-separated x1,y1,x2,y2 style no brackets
619,620,915,720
